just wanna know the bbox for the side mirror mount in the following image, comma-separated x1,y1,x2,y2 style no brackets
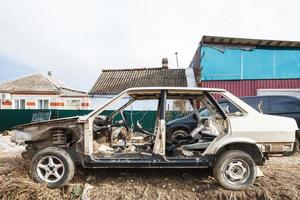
234,111,244,116
225,105,230,114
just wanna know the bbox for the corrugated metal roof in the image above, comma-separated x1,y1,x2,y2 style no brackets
0,73,88,97
201,79,300,97
89,68,188,95
201,35,300,48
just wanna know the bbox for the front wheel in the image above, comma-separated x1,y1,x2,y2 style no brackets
31,147,75,188
213,150,257,190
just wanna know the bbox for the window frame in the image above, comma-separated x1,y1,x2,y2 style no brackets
205,91,244,118
36,99,50,109
241,97,269,113
65,99,82,110
13,99,26,109
268,96,300,114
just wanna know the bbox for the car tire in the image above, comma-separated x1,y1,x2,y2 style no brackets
169,129,189,144
213,150,257,190
31,147,75,188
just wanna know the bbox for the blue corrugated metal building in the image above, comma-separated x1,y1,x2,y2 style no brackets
190,36,300,96
201,46,300,80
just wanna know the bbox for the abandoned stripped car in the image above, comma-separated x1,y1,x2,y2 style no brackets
10,87,298,190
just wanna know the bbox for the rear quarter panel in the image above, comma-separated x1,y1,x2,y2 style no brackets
229,114,296,143
228,113,297,154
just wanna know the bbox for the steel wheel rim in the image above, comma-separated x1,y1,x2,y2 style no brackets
36,156,65,183
223,159,250,185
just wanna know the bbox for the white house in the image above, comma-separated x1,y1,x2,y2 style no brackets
0,72,90,110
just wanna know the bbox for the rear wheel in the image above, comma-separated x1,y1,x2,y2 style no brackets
31,147,75,188
213,150,257,190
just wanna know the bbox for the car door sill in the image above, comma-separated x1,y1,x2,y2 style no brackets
83,155,212,168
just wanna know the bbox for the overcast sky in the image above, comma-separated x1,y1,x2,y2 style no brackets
0,0,300,91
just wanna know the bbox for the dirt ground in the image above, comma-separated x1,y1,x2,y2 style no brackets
0,150,299,200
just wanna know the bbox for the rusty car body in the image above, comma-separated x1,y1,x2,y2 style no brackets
10,87,298,190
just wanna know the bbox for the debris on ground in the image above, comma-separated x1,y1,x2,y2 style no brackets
0,131,11,136
0,135,25,158
81,183,94,200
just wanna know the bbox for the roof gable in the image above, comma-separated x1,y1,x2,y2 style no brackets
89,67,188,95
0,73,88,96
0,73,60,94
41,72,70,89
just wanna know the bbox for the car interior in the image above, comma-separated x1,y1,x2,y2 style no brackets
92,90,229,159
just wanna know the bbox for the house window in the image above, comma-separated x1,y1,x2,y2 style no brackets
66,100,81,109
14,99,26,109
37,99,49,109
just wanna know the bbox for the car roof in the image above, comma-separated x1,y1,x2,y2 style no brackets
83,87,227,119
125,87,226,94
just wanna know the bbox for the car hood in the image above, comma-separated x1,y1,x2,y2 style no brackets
13,116,80,130
11,116,81,143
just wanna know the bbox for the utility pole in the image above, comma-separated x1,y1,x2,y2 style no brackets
175,52,179,69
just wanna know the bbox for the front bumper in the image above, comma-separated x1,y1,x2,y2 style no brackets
10,130,32,145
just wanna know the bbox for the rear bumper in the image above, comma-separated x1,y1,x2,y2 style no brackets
258,142,295,154
257,130,299,154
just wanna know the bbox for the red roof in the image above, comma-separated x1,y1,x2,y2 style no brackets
200,79,300,97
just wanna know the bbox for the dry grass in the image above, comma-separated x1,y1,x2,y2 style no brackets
0,157,83,200
0,154,299,200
